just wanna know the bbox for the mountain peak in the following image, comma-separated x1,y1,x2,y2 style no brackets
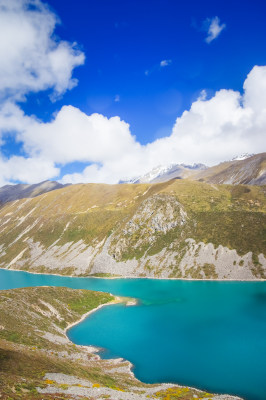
120,163,207,184
231,153,255,161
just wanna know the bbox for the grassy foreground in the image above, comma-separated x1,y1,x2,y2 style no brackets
0,287,242,400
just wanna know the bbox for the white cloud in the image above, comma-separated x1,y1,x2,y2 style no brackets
0,65,261,185
0,0,85,100
60,65,265,183
160,59,172,67
204,16,226,43
0,156,59,186
18,106,140,165
198,89,207,101
243,65,266,113
114,94,120,102
145,59,172,76
0,0,84,185
0,3,264,186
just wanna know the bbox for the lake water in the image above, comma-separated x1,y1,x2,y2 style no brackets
0,268,265,400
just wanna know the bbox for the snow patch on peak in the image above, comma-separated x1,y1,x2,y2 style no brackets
231,153,255,161
120,163,207,184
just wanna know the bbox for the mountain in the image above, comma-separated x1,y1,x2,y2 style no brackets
121,153,266,186
0,179,265,280
0,180,70,204
120,163,207,184
231,153,255,161
191,152,266,185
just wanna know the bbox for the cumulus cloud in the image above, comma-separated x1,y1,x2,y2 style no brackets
0,0,85,100
0,0,84,184
0,2,265,186
1,65,264,185
0,156,59,187
204,16,226,43
60,66,265,183
243,65,266,113
19,106,140,165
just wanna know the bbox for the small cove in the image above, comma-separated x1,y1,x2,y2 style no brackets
0,269,266,400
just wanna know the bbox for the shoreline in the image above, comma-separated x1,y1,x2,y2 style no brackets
0,275,245,399
1,266,266,282
64,295,127,334
62,293,243,400
64,294,138,379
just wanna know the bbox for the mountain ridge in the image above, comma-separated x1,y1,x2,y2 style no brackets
0,154,264,206
120,163,207,184
192,152,266,185
120,153,266,186
0,180,70,204
0,179,265,280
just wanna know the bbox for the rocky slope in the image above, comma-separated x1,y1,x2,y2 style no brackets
0,180,265,280
121,153,266,186
191,153,266,185
0,286,242,400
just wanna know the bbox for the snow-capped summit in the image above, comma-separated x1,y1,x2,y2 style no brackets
135,164,176,183
120,163,207,184
231,153,255,161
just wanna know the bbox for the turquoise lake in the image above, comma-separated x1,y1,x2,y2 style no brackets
0,269,266,400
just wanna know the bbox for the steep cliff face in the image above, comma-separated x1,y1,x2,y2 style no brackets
109,194,187,261
0,180,265,279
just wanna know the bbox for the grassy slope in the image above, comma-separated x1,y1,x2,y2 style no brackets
0,180,265,276
0,286,113,349
163,181,266,256
110,181,266,263
0,287,218,400
0,287,124,400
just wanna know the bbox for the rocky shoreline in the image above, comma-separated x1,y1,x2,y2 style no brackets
0,286,244,400
2,265,266,281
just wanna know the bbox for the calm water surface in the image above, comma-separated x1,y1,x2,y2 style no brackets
0,269,265,400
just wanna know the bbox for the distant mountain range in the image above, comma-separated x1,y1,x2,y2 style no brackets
120,153,266,186
119,163,207,184
192,152,266,185
231,153,255,161
0,153,264,208
0,180,69,204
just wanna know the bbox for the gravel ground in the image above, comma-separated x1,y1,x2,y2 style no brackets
38,373,243,400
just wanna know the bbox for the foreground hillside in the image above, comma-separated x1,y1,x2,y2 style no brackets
0,180,265,279
0,287,241,399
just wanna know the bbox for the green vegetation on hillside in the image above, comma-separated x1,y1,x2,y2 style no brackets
0,287,114,348
0,179,265,278
110,180,265,265
0,287,220,400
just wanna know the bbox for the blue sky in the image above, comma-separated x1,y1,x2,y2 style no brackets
30,0,266,141
0,0,265,185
